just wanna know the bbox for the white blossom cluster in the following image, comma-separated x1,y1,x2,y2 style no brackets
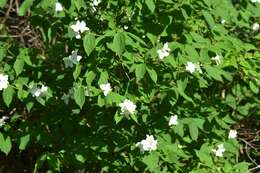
168,115,178,126
186,62,202,73
136,135,158,153
228,129,237,139
99,83,112,96
251,0,260,3
157,42,171,59
0,116,9,128
252,23,260,31
211,54,222,65
0,74,9,90
70,21,89,39
211,129,237,157
30,84,48,97
212,144,225,157
63,51,82,68
92,0,102,11
55,2,63,12
119,99,136,115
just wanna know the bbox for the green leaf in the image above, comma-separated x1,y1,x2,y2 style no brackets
47,154,60,171
73,65,82,80
135,63,146,81
0,133,4,151
0,0,7,8
233,162,250,173
126,32,147,47
105,92,124,105
85,71,96,86
173,123,184,137
74,86,85,109
34,154,47,173
14,58,24,76
0,48,6,61
188,123,198,141
19,134,30,150
26,101,34,112
176,79,187,92
97,95,105,107
114,111,123,124
17,48,32,66
195,145,213,167
176,79,193,103
98,71,108,85
142,152,160,172
145,0,156,13
146,67,157,83
83,33,96,56
3,86,15,107
113,32,125,55
130,114,138,123
75,154,86,163
18,0,34,16
185,45,200,61
204,65,223,82
0,136,12,155
74,0,86,10
202,10,215,28
249,80,259,94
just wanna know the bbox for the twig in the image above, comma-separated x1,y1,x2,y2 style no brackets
245,144,258,166
239,137,258,150
15,0,19,13
0,34,22,37
249,165,260,172
2,0,14,23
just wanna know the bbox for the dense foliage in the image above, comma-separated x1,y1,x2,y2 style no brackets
0,0,260,172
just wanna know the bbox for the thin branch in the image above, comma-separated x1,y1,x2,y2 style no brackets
249,165,260,172
0,34,22,37
239,137,258,150
245,144,258,166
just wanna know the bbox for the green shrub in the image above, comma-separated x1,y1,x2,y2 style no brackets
0,0,260,172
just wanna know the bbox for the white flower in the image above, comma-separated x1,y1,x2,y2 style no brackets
123,25,128,30
212,54,222,65
252,23,260,31
157,42,171,59
251,0,260,3
31,86,41,97
70,21,89,33
228,129,237,139
136,135,157,153
92,0,101,11
41,85,48,93
0,116,9,128
0,74,9,90
119,99,136,115
93,0,101,6
186,62,196,73
70,21,89,39
31,84,48,97
178,144,184,149
169,115,178,126
63,51,82,68
84,87,92,96
61,94,70,104
212,144,225,157
186,62,202,73
221,19,226,24
100,83,112,96
55,2,63,12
